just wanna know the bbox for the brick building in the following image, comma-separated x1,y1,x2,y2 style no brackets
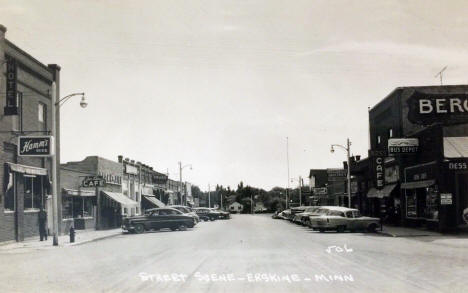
61,156,133,230
367,85,468,230
0,25,61,242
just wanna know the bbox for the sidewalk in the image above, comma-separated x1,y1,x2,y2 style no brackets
377,225,443,237
0,228,123,253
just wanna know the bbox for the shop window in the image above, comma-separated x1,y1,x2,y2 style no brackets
4,172,15,211
71,197,93,218
62,196,73,219
24,176,34,209
11,92,23,131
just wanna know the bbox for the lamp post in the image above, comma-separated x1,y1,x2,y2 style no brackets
330,138,352,208
51,82,87,246
178,162,192,206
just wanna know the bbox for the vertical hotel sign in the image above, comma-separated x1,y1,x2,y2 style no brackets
4,58,18,115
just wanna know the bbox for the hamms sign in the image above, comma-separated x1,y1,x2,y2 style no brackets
18,136,55,157
407,91,468,125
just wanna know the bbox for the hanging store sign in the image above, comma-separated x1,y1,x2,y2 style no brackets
82,176,106,187
18,136,54,156
4,58,18,115
369,150,386,190
440,193,453,205
388,138,419,155
407,91,468,125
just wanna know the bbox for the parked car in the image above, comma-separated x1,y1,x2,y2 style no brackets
281,209,291,220
287,206,307,221
308,207,380,233
193,207,219,221
168,205,200,223
122,207,196,233
292,206,326,225
210,208,231,219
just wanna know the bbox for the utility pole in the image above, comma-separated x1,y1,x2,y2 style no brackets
299,175,302,207
51,82,59,246
346,138,351,208
208,184,211,208
286,137,290,209
178,162,182,205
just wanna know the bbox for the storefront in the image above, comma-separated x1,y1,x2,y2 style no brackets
100,190,138,229
61,188,96,230
401,161,440,228
3,163,50,241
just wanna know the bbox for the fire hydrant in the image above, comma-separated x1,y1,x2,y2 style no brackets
70,227,76,243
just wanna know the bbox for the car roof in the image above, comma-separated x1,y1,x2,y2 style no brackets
321,206,358,212
145,207,181,212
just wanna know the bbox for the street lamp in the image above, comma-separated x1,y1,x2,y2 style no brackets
178,162,192,206
51,82,87,246
330,138,352,208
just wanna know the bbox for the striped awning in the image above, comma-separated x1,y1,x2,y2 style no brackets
101,191,138,208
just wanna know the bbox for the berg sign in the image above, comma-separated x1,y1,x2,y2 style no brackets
18,136,54,157
407,91,468,125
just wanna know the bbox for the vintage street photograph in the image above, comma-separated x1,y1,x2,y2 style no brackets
1,1,468,292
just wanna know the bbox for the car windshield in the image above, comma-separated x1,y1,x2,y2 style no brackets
316,209,329,215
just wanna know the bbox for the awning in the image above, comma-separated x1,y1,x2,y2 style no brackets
7,162,48,176
367,184,397,198
63,188,96,197
142,195,165,208
444,137,468,158
401,179,436,189
101,191,138,207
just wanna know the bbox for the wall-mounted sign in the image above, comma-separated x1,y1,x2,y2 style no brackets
4,58,18,116
407,91,468,125
18,136,54,157
125,164,138,175
440,193,453,205
312,187,328,195
369,150,386,190
82,176,106,187
327,168,346,182
446,161,468,171
388,138,419,154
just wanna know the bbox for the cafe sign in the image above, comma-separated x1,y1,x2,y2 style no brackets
18,136,54,157
407,91,468,125
82,176,106,187
388,138,419,155
369,150,386,190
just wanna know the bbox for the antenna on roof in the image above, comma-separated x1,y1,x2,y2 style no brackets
435,66,447,85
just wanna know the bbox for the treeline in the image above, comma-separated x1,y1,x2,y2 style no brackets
191,181,306,213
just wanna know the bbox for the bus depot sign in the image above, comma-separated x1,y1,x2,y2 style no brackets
18,136,54,156
407,91,468,125
388,138,419,155
82,176,106,188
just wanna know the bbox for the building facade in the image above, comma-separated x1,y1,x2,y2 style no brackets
1,25,60,242
368,85,468,231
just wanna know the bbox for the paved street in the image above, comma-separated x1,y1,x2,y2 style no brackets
1,214,467,293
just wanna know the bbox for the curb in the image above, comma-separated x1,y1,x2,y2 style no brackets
67,232,123,247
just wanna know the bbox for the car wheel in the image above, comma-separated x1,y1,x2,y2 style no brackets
203,217,208,222
188,223,194,228
209,217,215,221
367,223,378,233
336,226,345,233
170,227,176,231
305,220,310,227
134,224,145,234
319,228,325,233
178,224,187,231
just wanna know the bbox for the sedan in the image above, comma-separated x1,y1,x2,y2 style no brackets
122,208,195,233
309,207,380,233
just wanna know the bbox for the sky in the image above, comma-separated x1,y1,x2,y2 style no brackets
2,0,468,191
